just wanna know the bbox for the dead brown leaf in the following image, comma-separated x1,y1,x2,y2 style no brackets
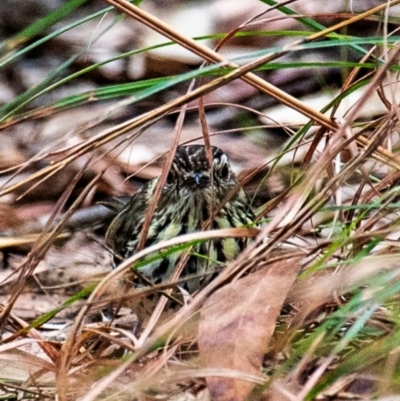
198,256,302,401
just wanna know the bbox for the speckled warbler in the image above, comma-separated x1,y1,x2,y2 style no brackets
106,145,255,293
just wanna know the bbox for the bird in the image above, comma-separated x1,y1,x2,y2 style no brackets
106,145,255,293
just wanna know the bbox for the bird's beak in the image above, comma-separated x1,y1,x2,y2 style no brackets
184,172,210,188
193,173,202,185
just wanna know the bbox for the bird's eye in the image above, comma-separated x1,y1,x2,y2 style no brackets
219,163,230,179
166,171,175,185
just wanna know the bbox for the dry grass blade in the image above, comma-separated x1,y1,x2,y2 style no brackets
0,232,69,249
135,88,191,253
134,98,192,342
0,305,60,362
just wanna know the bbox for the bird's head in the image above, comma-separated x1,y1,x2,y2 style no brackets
165,145,238,200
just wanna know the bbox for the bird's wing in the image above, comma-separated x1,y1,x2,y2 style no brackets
105,179,156,259
98,196,132,213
